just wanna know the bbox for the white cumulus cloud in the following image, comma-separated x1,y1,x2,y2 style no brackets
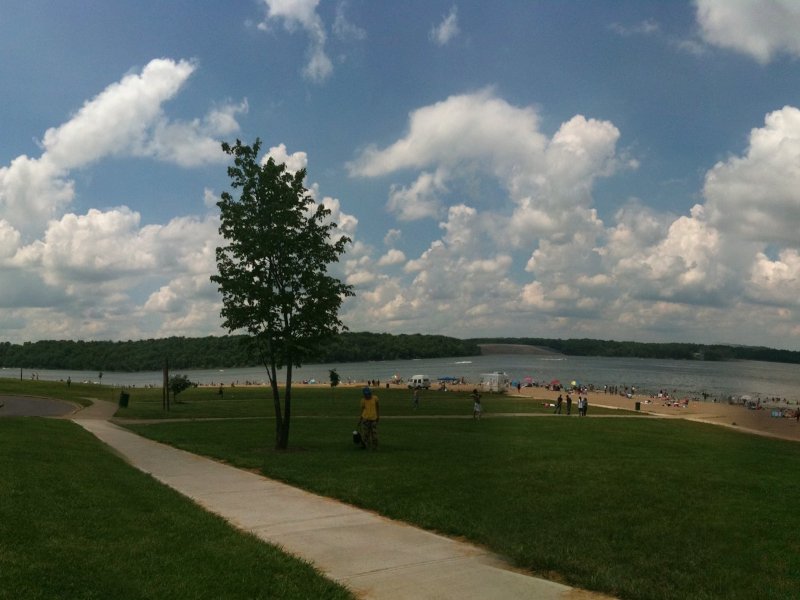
377,249,406,266
696,0,800,63
387,169,449,221
344,90,628,336
265,143,309,172
746,250,800,307
0,58,244,239
40,58,196,169
261,0,333,82
704,105,800,245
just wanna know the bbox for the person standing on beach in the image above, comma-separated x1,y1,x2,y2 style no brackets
566,393,572,415
359,387,380,450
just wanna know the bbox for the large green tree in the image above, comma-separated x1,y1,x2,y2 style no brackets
212,139,353,449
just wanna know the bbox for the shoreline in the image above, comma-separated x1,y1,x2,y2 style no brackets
504,385,800,443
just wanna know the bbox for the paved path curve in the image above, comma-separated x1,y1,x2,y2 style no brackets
0,394,77,417
73,400,614,600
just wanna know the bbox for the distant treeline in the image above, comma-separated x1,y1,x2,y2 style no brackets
1,334,797,372
471,337,800,364
0,333,481,372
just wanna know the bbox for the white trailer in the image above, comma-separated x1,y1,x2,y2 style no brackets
408,375,431,389
480,371,509,392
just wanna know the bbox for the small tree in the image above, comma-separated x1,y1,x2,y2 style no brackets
329,368,340,401
212,139,353,450
169,374,194,402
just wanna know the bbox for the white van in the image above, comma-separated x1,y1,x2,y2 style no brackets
408,375,431,389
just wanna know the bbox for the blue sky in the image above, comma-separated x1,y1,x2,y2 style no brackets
2,1,800,350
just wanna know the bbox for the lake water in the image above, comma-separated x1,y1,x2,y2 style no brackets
6,354,799,402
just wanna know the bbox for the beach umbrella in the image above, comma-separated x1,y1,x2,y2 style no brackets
524,376,533,383
550,379,560,387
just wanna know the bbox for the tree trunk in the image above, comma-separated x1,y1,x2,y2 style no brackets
268,362,284,449
275,364,292,449
276,416,290,449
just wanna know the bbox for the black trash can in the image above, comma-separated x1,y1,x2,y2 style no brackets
634,401,641,411
119,391,130,408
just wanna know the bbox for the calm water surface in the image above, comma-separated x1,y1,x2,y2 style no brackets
6,354,799,402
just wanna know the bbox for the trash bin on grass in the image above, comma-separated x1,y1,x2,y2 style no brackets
119,391,130,408
635,401,641,411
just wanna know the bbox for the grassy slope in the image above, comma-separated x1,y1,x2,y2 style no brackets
8,380,799,599
0,378,114,407
0,418,352,600
127,414,800,600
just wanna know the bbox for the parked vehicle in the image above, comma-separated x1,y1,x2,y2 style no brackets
480,371,509,392
408,375,431,389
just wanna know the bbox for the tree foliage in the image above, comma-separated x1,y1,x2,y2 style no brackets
0,333,479,371
168,374,194,400
211,138,353,449
469,337,800,363
329,369,340,388
1,335,797,371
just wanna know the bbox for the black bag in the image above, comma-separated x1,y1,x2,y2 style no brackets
352,429,364,446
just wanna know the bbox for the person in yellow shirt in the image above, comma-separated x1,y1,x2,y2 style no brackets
359,386,380,450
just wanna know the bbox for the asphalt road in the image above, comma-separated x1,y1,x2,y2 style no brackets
0,395,76,417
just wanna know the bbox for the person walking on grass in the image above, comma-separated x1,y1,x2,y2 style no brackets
471,389,482,419
412,387,420,410
555,394,563,414
359,387,380,450
566,393,572,415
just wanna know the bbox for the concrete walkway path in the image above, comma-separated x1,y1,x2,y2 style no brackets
72,401,611,600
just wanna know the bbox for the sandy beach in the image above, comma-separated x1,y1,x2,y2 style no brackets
497,385,800,442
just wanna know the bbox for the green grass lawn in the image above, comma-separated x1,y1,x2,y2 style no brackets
0,378,115,408
9,379,789,599
126,415,800,600
108,383,632,419
0,377,635,419
0,418,352,600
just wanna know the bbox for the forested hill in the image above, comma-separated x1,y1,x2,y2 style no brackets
470,337,800,365
0,333,481,372
1,334,797,372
